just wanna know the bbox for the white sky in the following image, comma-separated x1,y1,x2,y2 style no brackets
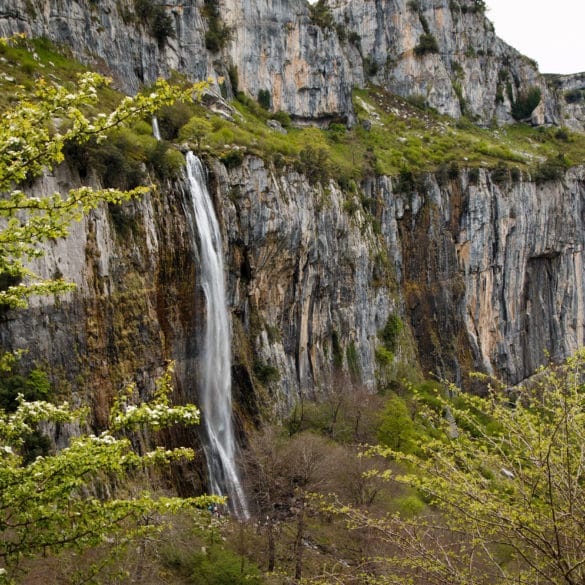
485,0,585,75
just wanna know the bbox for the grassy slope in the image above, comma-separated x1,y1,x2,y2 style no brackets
4,36,583,187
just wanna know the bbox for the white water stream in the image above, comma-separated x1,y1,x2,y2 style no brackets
185,152,249,519
152,117,161,141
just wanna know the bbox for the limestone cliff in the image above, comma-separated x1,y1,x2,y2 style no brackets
2,156,585,425
0,0,581,127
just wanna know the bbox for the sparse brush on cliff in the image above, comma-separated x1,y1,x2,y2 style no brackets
202,0,231,52
414,33,440,56
511,86,542,120
133,0,175,47
308,0,335,30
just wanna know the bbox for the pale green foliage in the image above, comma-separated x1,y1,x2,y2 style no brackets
0,363,219,583
0,44,215,582
335,349,585,584
0,58,205,308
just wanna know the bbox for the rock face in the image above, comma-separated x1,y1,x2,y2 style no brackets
329,0,557,125
547,72,585,132
0,0,212,94
383,167,585,386
0,0,578,126
3,158,585,421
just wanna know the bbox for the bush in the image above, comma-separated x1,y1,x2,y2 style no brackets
468,167,480,184
134,0,155,20
227,65,239,94
346,342,361,384
377,396,417,453
0,368,51,412
203,0,231,52
220,149,244,169
257,89,271,110
149,143,185,180
533,155,569,183
379,314,403,353
363,55,379,77
297,145,331,184
134,0,175,47
151,7,175,47
414,33,439,56
253,361,280,384
511,86,541,120
348,31,361,46
156,101,193,140
308,0,335,29
491,161,510,184
564,89,583,104
272,110,291,128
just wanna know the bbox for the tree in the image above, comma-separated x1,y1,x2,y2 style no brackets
0,36,212,582
332,349,585,584
0,35,205,309
0,362,221,583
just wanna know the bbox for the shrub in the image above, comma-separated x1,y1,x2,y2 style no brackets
533,155,569,183
308,0,335,29
227,64,239,93
203,0,231,52
257,89,271,110
468,167,480,184
156,101,193,139
134,0,155,20
149,143,185,180
220,149,244,169
363,55,379,77
272,110,291,128
564,89,583,104
491,161,510,184
511,86,541,120
151,7,175,47
377,396,417,453
348,31,361,46
297,145,331,184
134,0,175,47
406,94,427,109
346,342,361,384
379,314,403,353
331,330,343,370
205,24,231,52
414,33,439,56
253,361,280,384
335,23,346,42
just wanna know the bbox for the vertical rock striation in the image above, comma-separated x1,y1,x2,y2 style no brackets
1,0,580,126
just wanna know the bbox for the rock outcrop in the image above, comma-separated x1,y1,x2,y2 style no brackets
0,0,580,126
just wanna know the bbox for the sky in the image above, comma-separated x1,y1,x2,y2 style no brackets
484,0,585,75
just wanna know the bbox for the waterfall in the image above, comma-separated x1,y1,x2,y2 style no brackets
152,117,161,141
184,152,249,519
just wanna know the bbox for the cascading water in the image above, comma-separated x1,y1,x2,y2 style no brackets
184,152,249,519
152,116,161,141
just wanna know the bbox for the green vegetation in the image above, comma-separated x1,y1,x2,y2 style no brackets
202,0,231,52
0,37,214,583
133,0,175,47
564,88,584,104
308,0,335,29
0,360,217,582
511,86,542,120
257,88,271,110
337,350,585,584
